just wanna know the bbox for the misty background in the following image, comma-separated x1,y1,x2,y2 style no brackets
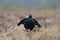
0,0,60,9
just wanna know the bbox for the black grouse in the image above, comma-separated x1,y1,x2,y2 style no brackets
17,14,41,31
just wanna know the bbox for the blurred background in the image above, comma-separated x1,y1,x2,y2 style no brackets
0,0,60,40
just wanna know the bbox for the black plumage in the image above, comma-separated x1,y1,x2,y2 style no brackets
17,15,41,31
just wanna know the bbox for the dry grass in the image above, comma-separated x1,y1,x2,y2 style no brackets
0,9,60,40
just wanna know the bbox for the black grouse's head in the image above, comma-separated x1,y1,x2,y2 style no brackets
29,14,32,18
